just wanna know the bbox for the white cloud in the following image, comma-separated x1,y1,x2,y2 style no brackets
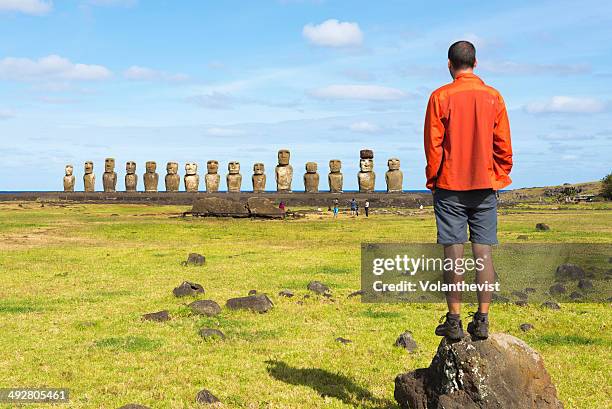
0,55,112,81
302,19,363,47
308,84,406,101
205,127,245,137
123,65,189,82
480,61,590,76
0,0,51,15
0,109,15,120
349,121,380,134
525,96,606,114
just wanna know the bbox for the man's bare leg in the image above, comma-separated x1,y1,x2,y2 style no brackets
444,244,465,314
472,243,494,314
467,243,494,339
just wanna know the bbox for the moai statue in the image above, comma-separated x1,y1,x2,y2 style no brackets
184,162,199,192
358,149,375,193
83,161,95,192
125,161,138,192
63,165,75,192
385,157,403,193
275,149,293,192
205,160,220,193
165,162,180,192
328,159,343,193
143,161,159,192
102,158,117,193
226,161,242,193
252,163,266,193
304,162,319,193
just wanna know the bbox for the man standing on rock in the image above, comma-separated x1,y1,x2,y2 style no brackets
424,40,513,340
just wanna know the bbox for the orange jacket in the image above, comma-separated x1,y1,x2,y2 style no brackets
424,72,512,191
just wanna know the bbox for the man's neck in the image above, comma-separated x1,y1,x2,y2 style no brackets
452,68,473,79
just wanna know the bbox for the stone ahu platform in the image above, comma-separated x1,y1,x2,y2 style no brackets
0,191,432,208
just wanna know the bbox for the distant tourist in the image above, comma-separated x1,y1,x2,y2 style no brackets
364,199,370,217
279,201,286,213
350,198,357,216
425,40,513,341
333,198,339,218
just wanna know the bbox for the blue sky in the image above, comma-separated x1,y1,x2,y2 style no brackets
0,0,610,191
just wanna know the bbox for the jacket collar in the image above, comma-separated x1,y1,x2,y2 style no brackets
454,72,483,83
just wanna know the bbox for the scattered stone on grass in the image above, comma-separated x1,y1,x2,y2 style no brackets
555,263,586,281
278,290,294,298
542,301,561,310
118,404,151,409
226,294,273,313
520,323,534,332
183,253,205,266
549,283,566,296
578,278,593,291
517,235,529,240
492,293,510,303
394,331,418,352
189,300,221,317
195,389,221,404
199,328,226,340
535,223,550,231
142,310,170,322
515,300,528,307
511,290,528,300
248,289,257,295
348,290,365,298
307,281,330,295
173,281,205,297
335,337,352,344
394,333,563,409
524,287,537,293
569,291,583,300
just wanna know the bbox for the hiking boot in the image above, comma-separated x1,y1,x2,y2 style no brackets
467,311,489,340
435,313,464,340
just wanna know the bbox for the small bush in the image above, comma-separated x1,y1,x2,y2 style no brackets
601,173,612,200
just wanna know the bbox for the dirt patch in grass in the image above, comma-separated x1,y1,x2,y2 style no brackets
93,336,162,352
0,226,100,250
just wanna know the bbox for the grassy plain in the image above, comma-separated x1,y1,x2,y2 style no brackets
0,201,610,408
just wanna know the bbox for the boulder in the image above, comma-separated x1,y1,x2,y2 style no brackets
195,389,220,404
199,328,226,340
248,289,258,295
394,331,418,352
535,223,550,231
278,290,294,298
142,310,170,322
173,281,205,297
520,323,534,332
307,281,330,295
246,197,285,219
577,278,593,291
226,294,273,313
555,263,586,281
542,301,561,310
188,300,221,317
184,253,205,266
515,300,528,307
335,337,352,344
394,333,563,409
549,283,566,296
118,404,151,409
191,197,249,217
569,291,583,300
348,289,365,298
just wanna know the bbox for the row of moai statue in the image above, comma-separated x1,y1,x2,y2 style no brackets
63,149,403,193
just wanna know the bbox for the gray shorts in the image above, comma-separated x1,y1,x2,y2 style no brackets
433,188,498,245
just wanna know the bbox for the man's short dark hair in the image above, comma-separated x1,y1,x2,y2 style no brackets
448,41,476,69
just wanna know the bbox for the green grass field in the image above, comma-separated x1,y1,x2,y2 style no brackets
0,202,610,408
